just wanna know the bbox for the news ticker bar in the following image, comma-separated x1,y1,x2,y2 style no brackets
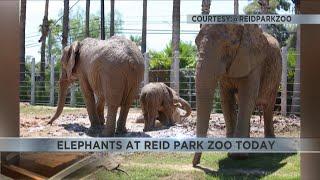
187,14,320,24
0,137,319,153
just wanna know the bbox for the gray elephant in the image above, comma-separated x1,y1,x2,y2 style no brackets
48,36,144,136
140,82,192,132
192,24,282,165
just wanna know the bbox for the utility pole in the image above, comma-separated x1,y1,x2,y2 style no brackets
141,0,147,54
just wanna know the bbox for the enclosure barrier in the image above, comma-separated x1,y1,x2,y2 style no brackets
19,49,300,116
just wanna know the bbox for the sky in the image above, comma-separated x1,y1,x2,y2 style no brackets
25,0,291,61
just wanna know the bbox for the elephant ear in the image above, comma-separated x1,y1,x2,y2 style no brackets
228,25,267,78
65,41,80,79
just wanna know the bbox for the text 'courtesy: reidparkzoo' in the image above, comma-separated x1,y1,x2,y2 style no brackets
57,139,276,152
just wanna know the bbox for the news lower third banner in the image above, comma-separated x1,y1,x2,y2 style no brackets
0,137,319,153
187,14,320,24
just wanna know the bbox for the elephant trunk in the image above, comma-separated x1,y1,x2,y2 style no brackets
193,71,218,166
48,76,70,125
178,97,192,118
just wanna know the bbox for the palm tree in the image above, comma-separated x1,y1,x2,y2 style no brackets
201,0,211,28
202,0,211,14
130,35,142,48
39,0,49,89
85,0,90,37
20,0,27,82
234,0,239,15
62,0,69,48
258,0,269,31
141,0,147,54
110,0,115,37
170,0,180,93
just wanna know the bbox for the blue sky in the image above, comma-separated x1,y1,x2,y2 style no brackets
25,0,290,61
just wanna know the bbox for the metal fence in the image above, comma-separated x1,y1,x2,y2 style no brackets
19,48,300,116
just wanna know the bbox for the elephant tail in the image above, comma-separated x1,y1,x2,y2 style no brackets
178,97,192,118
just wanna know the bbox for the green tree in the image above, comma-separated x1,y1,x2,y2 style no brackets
244,0,291,46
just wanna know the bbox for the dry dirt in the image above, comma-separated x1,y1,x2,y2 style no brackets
20,104,300,138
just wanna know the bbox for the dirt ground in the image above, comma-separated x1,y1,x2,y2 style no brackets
20,103,300,138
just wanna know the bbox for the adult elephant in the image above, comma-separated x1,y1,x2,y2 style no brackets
48,36,144,136
192,24,281,165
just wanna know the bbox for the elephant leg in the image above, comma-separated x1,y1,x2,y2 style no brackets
96,96,105,126
234,83,259,137
79,81,100,129
220,87,237,138
116,89,136,134
158,111,171,126
116,104,130,134
263,93,276,137
144,110,157,132
103,105,118,137
161,107,175,126
229,75,260,160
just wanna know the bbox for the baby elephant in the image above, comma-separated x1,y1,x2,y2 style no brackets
140,82,192,131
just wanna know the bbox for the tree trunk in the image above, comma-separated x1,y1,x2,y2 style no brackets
100,0,105,40
20,0,26,82
234,0,239,15
40,0,49,91
259,0,269,31
201,0,211,14
110,0,115,37
141,0,147,54
85,0,90,37
170,0,180,94
200,0,211,28
62,0,69,48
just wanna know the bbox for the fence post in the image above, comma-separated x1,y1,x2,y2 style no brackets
173,50,180,94
144,53,149,86
30,57,35,105
281,46,288,116
50,56,55,106
188,71,192,106
70,85,76,107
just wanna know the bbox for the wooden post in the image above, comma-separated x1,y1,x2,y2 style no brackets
281,46,288,116
70,85,76,107
144,53,149,86
50,56,55,106
31,57,35,105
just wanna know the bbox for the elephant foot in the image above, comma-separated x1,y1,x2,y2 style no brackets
167,121,175,127
143,127,151,132
228,153,249,160
101,130,115,137
87,126,103,136
265,133,275,138
192,153,202,167
115,127,128,135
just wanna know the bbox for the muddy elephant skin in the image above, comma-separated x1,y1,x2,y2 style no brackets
140,82,192,132
193,24,282,165
48,36,144,136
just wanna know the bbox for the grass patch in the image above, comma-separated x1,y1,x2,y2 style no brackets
20,104,87,117
85,153,299,180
